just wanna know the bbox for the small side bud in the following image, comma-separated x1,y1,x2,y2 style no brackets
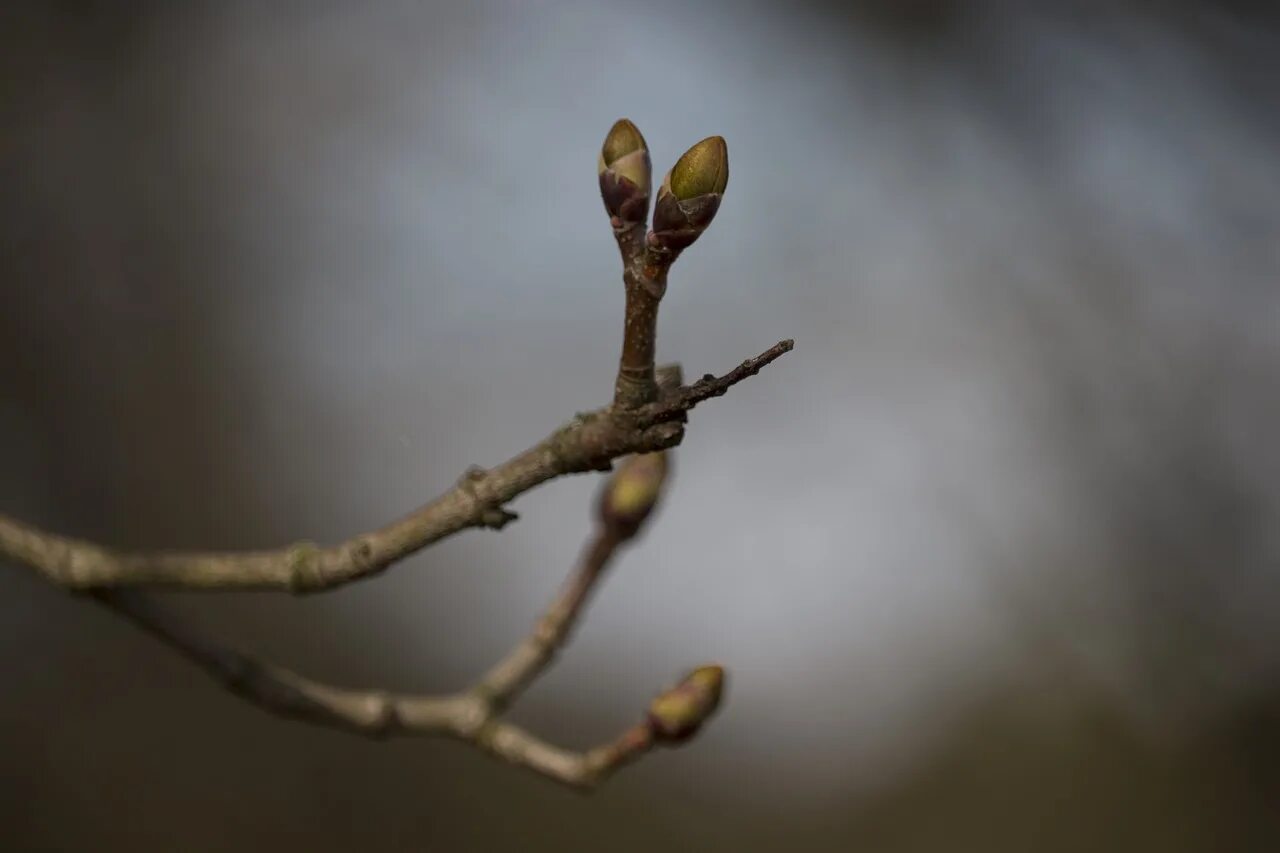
598,119,652,226
650,136,728,254
599,452,669,537
647,665,726,742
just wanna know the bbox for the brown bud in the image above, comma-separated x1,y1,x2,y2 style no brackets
598,452,669,537
647,665,726,742
598,119,652,226
650,136,728,254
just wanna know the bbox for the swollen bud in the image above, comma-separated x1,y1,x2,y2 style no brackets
650,136,728,254
598,119,652,226
647,665,726,742
669,136,729,198
599,452,669,537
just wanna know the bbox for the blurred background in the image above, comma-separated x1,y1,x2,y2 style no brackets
2,1,1279,850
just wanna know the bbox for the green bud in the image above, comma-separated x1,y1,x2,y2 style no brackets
647,665,726,742
600,119,647,172
598,119,652,226
599,452,669,537
650,136,728,254
669,136,729,199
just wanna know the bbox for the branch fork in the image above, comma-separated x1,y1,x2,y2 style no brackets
1,118,790,788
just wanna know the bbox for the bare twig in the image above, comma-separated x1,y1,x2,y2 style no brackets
0,340,789,593
89,515,682,790
477,529,623,709
643,339,795,424
95,589,472,734
613,252,670,409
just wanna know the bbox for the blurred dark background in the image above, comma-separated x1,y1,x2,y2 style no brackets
3,1,1279,850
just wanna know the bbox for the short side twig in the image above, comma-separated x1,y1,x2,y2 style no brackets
476,528,623,710
642,338,795,424
92,488,707,791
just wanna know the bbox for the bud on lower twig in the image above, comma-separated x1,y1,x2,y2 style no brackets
650,136,728,254
598,452,669,538
599,119,652,227
647,665,726,742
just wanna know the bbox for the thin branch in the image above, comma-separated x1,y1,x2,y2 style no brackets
91,535,672,791
483,719,656,788
477,528,623,710
0,340,790,593
642,338,795,424
95,590,472,734
613,256,669,409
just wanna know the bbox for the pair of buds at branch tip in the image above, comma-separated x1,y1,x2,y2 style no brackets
598,119,729,254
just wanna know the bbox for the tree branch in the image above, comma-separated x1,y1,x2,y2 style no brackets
613,255,669,409
89,510,696,791
95,589,472,733
477,529,622,710
7,121,772,790
0,340,790,593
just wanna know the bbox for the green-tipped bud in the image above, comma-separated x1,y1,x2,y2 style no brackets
599,452,669,537
669,136,729,199
650,136,728,254
647,665,726,742
598,119,652,226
